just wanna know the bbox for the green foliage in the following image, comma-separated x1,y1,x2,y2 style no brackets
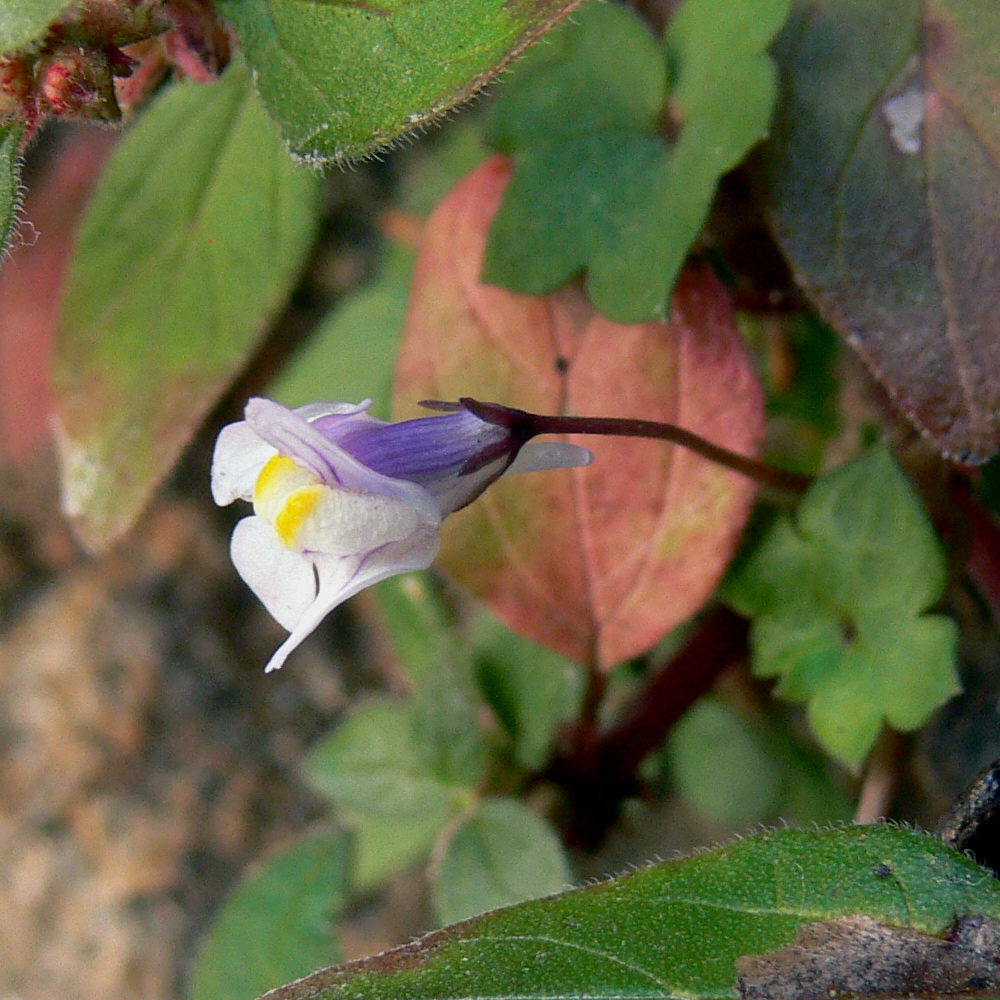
0,121,22,257
375,573,487,788
483,0,789,322
398,118,488,217
217,0,584,164
271,245,415,420
724,446,960,769
745,312,841,475
433,798,571,924
256,826,1000,1000
375,573,458,690
53,55,322,551
470,611,583,771
188,830,348,1000
305,698,480,889
667,695,851,826
0,0,73,52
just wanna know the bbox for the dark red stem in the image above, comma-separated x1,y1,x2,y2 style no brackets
549,606,750,849
458,398,811,496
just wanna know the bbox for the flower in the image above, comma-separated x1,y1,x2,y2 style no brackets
211,396,593,672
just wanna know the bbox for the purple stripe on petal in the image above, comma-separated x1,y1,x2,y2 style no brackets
245,398,441,523
332,410,511,483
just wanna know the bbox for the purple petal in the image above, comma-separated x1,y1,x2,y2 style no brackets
244,398,441,523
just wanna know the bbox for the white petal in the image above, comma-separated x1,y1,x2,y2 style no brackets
295,400,373,421
262,524,441,673
291,486,425,555
230,517,317,631
506,441,594,475
428,455,509,516
211,421,276,505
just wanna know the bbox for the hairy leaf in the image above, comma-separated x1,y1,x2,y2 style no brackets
433,798,571,925
764,0,1000,461
483,0,789,322
53,57,321,552
189,831,348,1000
0,122,23,259
0,0,72,52
256,825,1000,1000
217,0,584,165
396,157,764,668
724,446,960,768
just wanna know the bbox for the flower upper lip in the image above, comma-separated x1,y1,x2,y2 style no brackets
212,396,593,672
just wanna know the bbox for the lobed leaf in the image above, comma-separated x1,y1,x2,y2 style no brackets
258,825,1000,1000
306,699,479,889
52,57,322,552
188,830,348,1000
0,121,23,259
433,798,571,925
396,157,764,668
0,0,73,52
483,0,789,322
723,446,960,768
763,0,1000,460
217,0,585,165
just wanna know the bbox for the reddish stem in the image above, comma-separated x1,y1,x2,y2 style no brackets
457,398,812,496
549,606,750,849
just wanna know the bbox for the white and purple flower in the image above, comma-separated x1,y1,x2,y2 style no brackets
211,397,593,673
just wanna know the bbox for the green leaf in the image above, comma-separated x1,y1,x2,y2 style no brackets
483,0,790,322
469,611,583,771
271,244,414,420
742,312,841,475
375,574,488,789
667,695,851,826
0,0,73,52
0,121,23,257
374,572,457,690
53,57,322,552
668,697,784,825
306,699,476,889
723,446,960,768
188,830,348,1000
253,825,1000,1000
217,0,584,165
398,118,488,218
433,798,571,925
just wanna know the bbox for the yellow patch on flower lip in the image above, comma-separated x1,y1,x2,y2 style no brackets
254,455,318,524
274,485,325,549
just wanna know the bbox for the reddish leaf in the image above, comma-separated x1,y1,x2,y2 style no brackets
0,129,117,464
394,157,764,668
765,2,1000,462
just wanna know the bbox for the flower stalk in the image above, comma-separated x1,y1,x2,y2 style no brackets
442,397,813,496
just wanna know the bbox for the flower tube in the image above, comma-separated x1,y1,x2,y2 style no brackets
211,397,593,672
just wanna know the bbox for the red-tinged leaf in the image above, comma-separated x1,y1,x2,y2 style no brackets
394,157,764,668
765,1,1000,462
53,62,321,553
0,129,117,464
